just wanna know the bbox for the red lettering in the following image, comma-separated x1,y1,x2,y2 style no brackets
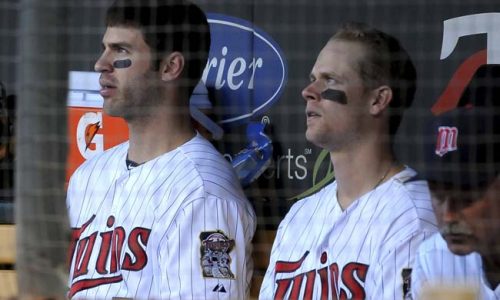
316,252,329,300
272,255,369,300
122,227,151,271
318,266,329,300
274,277,293,300
340,262,369,299
68,215,96,270
329,263,340,300
275,251,309,273
303,270,316,300
68,275,123,298
68,215,152,295
73,232,97,278
111,227,125,273
274,251,309,299
96,216,115,274
275,274,304,300
96,230,112,274
436,126,458,156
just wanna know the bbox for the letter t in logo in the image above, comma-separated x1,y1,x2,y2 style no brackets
433,13,500,115
441,13,500,64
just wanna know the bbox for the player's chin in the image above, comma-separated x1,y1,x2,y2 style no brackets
443,235,475,256
103,102,123,118
305,130,324,147
305,130,315,143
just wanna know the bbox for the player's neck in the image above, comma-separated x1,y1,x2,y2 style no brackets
481,252,500,289
126,104,196,164
332,144,401,210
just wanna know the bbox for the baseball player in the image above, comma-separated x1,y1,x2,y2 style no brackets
411,103,500,299
259,22,437,299
66,1,256,299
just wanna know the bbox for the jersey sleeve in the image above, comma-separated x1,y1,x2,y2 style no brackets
410,242,431,300
156,194,256,299
364,231,432,300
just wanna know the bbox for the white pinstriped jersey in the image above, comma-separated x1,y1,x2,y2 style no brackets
67,133,256,299
259,167,437,300
412,233,500,300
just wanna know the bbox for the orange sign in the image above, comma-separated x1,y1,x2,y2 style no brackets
66,106,128,182
66,71,129,182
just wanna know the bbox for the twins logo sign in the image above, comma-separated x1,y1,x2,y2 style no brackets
432,13,500,115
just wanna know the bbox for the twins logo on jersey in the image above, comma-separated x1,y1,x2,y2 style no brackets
274,251,369,299
68,215,151,298
200,231,235,279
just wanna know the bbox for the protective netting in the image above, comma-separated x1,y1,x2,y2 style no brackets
1,0,499,298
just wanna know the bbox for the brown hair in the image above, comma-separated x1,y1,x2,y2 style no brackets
331,22,417,137
106,0,211,95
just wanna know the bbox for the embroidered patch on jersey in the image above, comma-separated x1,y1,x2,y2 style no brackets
200,230,235,279
401,268,412,299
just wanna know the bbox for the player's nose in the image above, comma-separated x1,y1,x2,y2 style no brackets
441,198,460,223
302,81,321,102
95,51,113,73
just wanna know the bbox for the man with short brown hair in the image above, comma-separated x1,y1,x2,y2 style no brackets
260,22,437,299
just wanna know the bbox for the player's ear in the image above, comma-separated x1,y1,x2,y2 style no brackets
369,85,392,116
160,52,185,82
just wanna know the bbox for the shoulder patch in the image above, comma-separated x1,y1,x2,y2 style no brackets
200,230,235,279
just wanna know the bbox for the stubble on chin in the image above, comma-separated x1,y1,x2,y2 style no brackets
102,95,132,118
102,99,120,117
104,71,164,120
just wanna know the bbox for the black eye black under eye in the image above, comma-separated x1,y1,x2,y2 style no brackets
113,59,132,68
321,89,347,104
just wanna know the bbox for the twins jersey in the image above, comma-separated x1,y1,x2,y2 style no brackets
259,167,437,300
412,233,500,300
67,133,256,299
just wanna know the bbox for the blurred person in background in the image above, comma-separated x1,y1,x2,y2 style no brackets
411,103,500,300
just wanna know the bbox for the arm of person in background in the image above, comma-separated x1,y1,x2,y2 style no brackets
411,240,432,300
365,231,434,300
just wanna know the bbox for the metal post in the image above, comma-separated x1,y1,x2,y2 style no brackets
16,0,69,296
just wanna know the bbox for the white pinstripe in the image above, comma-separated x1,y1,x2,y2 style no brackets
259,167,437,300
67,133,256,299
412,233,500,300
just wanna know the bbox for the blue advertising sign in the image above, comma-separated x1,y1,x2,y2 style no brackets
202,13,288,127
